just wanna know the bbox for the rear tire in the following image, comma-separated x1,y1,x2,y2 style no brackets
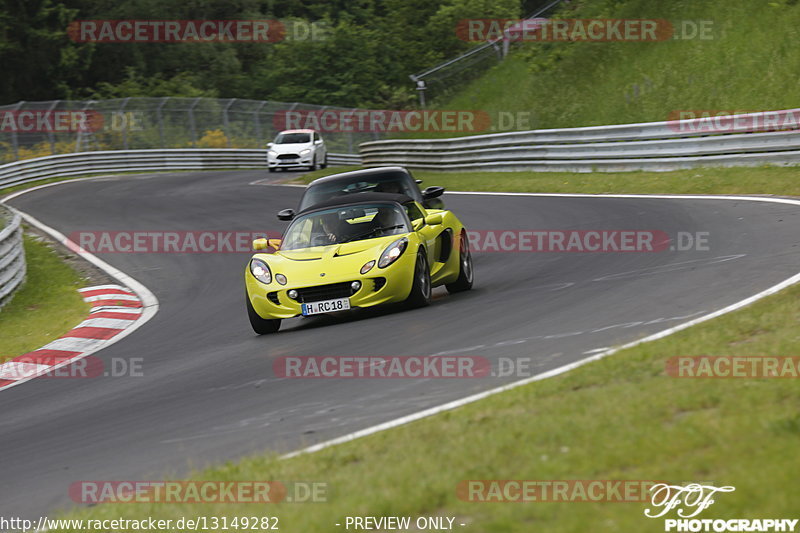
446,230,474,293
246,296,281,334
405,252,431,308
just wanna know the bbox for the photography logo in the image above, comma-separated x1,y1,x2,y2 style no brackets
645,483,798,532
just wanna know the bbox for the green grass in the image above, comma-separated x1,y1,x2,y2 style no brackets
54,266,800,531
296,165,800,197
49,165,800,530
0,234,90,363
414,0,800,136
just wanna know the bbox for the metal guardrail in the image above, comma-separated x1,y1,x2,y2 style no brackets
0,207,26,309
360,110,800,172
0,149,361,189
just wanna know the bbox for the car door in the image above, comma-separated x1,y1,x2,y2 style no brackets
407,202,448,281
314,132,326,162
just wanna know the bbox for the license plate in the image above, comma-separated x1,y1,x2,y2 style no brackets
302,298,350,316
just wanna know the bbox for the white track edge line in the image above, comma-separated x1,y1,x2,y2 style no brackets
283,191,800,459
4,177,799,458
1,183,160,391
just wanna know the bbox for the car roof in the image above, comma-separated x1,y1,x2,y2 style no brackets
297,192,414,215
307,166,411,186
278,129,316,134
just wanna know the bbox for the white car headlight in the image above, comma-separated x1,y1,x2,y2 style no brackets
268,150,277,157
250,258,272,284
378,238,408,268
299,148,311,156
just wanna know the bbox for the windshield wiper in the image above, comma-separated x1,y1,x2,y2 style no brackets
339,225,405,244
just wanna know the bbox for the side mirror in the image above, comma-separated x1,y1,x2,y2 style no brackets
267,142,274,148
252,238,269,251
415,179,423,184
277,208,295,221
422,186,445,199
314,139,323,145
424,213,443,226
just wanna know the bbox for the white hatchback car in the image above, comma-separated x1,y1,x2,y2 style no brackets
267,129,328,172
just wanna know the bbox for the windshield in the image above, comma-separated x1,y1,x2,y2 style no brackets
299,173,417,211
274,132,311,144
282,204,409,250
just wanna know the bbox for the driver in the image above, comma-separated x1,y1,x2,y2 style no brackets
318,212,340,244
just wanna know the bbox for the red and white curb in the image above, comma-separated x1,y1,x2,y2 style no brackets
0,284,145,391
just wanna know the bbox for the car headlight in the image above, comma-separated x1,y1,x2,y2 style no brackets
378,238,408,268
250,258,272,284
360,260,375,274
268,150,277,157
299,148,311,156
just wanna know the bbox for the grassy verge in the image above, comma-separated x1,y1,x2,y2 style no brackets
50,168,800,529
416,0,800,136
0,234,90,363
55,269,800,531
295,165,800,197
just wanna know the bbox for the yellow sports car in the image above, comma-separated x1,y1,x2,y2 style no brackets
245,192,473,334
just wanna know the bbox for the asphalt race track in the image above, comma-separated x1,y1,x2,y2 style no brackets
3,169,800,517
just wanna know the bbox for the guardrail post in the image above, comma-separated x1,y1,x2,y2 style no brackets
46,100,59,155
74,100,97,153
119,97,131,150
188,97,201,147
254,101,267,144
156,97,169,148
223,98,236,148
347,108,357,154
10,101,24,161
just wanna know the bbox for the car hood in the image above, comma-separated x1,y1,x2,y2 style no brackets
254,235,407,284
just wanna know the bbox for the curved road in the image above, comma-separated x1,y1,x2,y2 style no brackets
2,169,799,516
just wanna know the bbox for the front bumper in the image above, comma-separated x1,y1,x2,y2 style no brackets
246,254,416,320
267,153,313,168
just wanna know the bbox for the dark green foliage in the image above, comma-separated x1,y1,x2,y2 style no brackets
0,0,520,107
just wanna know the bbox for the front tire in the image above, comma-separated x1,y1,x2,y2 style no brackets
320,154,328,169
246,295,281,334
405,251,432,308
446,231,474,293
